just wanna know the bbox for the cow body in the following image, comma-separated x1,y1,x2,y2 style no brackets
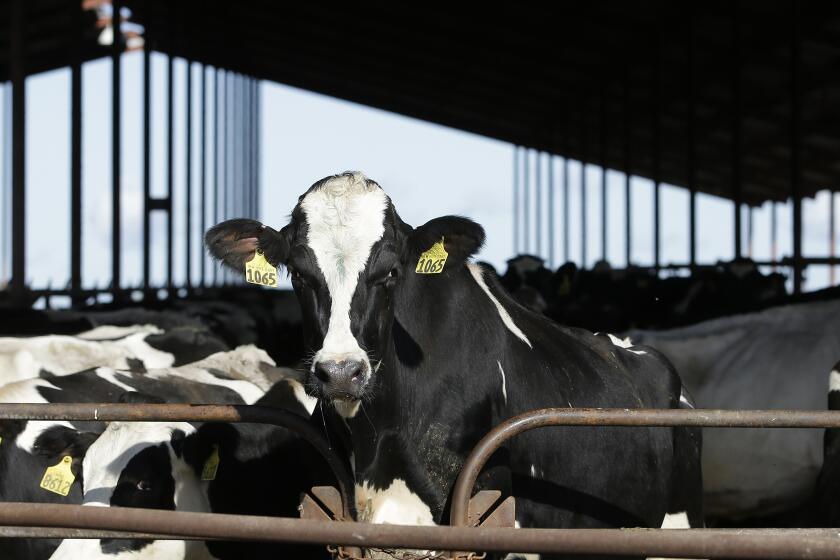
628,298,840,521
206,172,703,551
817,362,840,526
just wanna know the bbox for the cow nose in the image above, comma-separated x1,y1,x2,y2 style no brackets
315,360,365,387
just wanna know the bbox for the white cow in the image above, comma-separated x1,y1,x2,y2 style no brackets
628,297,840,520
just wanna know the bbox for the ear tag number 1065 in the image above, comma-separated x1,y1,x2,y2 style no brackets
416,238,448,274
245,251,279,288
40,456,75,497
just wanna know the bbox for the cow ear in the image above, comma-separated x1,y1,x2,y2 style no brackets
179,423,239,474
205,218,289,271
32,426,99,477
408,216,485,265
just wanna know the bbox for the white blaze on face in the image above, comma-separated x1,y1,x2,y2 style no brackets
356,479,435,526
301,173,388,376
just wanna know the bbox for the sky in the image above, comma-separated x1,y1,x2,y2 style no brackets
0,54,838,303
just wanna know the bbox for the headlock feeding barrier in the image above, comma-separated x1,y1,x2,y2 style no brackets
0,404,839,559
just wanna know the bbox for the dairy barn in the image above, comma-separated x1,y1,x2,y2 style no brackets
0,1,839,559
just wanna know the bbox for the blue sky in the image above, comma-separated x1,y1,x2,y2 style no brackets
0,53,838,300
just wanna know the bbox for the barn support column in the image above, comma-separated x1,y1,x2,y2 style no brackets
581,104,588,267
166,51,174,289
623,69,632,266
513,148,519,254
771,202,778,270
523,149,530,254
200,66,207,287
70,1,83,303
653,16,662,272
600,87,608,263
732,0,743,260
830,191,836,286
747,206,754,258
10,0,25,295
687,12,697,269
790,0,803,294
548,153,555,268
563,155,570,264
536,151,542,258
111,0,123,295
185,61,193,289
213,68,221,285
142,40,151,289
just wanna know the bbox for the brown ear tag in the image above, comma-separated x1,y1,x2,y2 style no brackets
245,251,279,288
416,238,448,274
40,456,75,497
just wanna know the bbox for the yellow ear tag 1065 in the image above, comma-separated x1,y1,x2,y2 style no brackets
416,238,448,274
40,456,75,497
201,445,220,481
245,251,279,288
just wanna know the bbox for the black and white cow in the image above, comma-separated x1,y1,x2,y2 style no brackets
628,297,840,522
816,361,840,526
0,347,280,560
49,380,336,560
0,325,229,388
206,172,703,542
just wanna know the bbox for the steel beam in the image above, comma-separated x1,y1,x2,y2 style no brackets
513,147,519,254
790,0,803,293
10,0,25,294
185,61,193,288
142,42,151,289
70,1,83,302
111,0,122,294
732,0,743,259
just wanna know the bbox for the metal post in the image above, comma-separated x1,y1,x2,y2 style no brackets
213,69,220,285
623,69,632,266
771,202,778,270
536,152,542,257
581,113,588,267
185,61,192,289
747,206,754,258
254,79,261,220
200,66,206,287
142,41,151,289
732,0,743,260
830,192,836,286
166,52,174,290
563,156,569,264
111,0,122,295
10,0,25,295
523,149,530,254
687,12,697,268
243,78,250,219
600,88,607,263
70,1,83,302
790,0,803,294
653,15,662,271
513,147,519,254
548,154,555,268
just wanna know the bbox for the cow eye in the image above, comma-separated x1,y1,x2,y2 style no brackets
375,267,399,286
136,480,152,491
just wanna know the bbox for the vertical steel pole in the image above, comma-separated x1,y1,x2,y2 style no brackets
771,202,778,269
523,149,530,254
548,154,555,268
111,0,122,295
70,1,83,302
624,68,632,266
166,52,174,290
747,205,754,258
185,61,192,289
790,0,803,294
513,147,519,254
653,13,662,271
536,152,542,257
213,69,220,285
10,0,25,295
732,0,743,259
600,88,607,263
563,156,570,264
142,40,151,289
581,110,588,267
243,78,251,219
200,66,206,287
829,192,836,285
687,12,697,268
255,79,261,221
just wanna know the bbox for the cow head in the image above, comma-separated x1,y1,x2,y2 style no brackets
206,172,484,417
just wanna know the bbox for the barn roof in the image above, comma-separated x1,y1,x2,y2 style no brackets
3,1,839,205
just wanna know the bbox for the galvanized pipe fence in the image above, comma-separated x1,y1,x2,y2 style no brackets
1,404,839,559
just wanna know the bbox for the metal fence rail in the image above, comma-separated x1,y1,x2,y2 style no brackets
2,404,840,559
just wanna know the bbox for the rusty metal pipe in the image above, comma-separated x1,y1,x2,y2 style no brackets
450,407,840,526
0,403,353,519
0,503,838,559
0,527,209,540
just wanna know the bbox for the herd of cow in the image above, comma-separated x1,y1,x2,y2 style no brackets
0,172,838,560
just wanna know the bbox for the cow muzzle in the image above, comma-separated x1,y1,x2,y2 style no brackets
311,359,368,401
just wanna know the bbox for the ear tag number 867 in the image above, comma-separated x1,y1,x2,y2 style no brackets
245,251,279,288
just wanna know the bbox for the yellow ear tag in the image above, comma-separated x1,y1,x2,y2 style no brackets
201,445,220,481
40,456,75,497
416,238,448,274
245,251,279,288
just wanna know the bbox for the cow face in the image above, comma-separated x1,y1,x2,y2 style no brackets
206,172,484,417
50,420,211,560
